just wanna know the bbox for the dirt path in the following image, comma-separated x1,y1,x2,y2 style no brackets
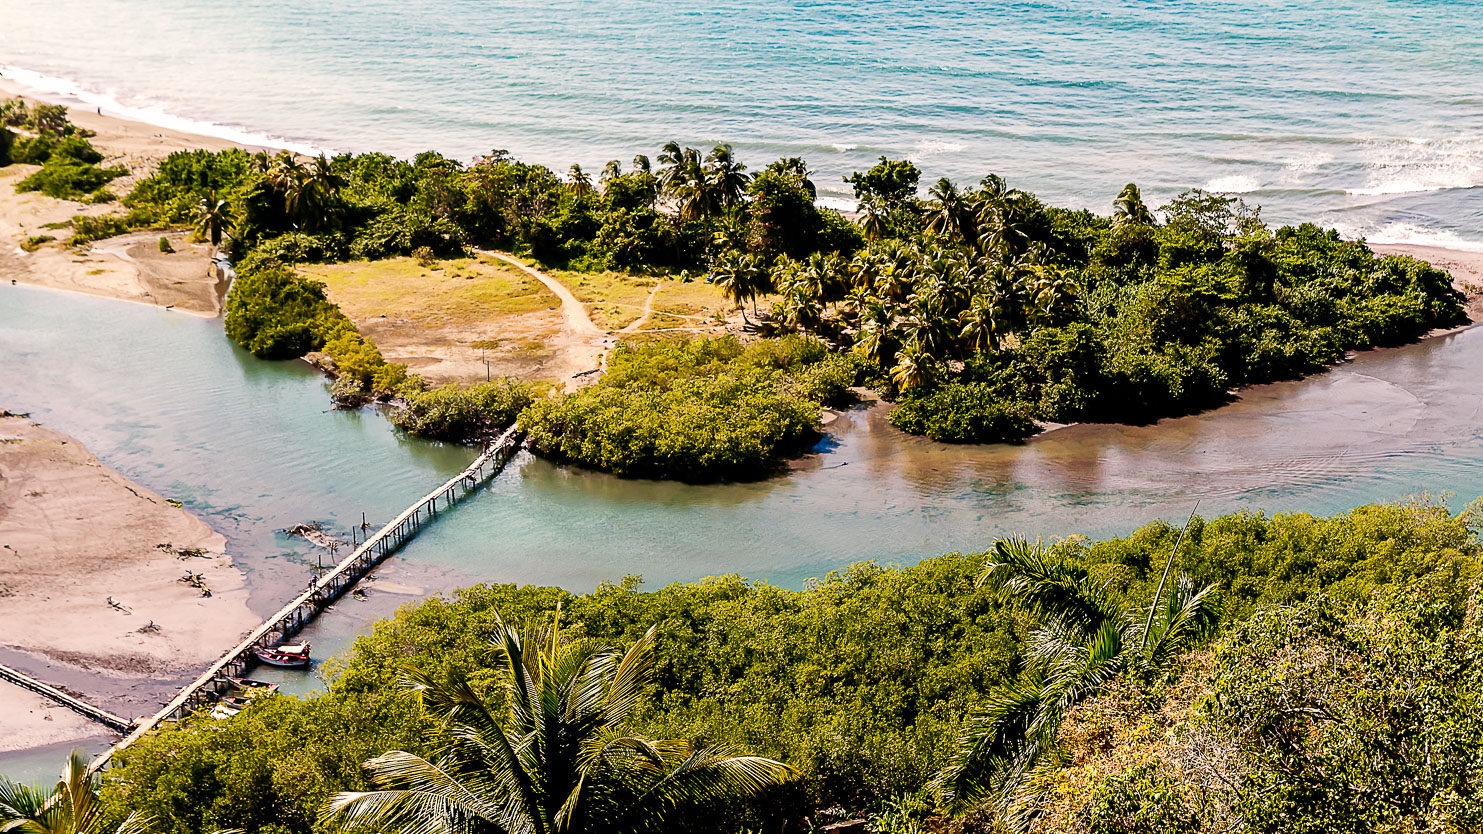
479,251,609,390
619,279,664,334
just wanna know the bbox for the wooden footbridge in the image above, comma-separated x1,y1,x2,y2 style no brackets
80,426,525,773
0,662,133,734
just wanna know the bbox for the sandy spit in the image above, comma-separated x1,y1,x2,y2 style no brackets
0,412,258,744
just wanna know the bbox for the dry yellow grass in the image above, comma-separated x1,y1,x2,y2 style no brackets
301,256,569,384
303,256,554,325
543,266,736,334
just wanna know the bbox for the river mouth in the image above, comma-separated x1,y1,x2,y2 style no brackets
3,282,1483,771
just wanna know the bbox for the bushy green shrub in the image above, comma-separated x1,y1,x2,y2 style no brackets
519,336,844,480
390,379,536,440
521,371,820,481
889,383,1037,442
223,261,342,359
15,135,124,199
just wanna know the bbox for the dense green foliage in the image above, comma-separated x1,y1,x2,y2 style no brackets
0,98,122,200
86,501,1481,833
323,616,795,834
763,173,1466,441
519,336,852,480
90,135,1465,464
387,378,537,440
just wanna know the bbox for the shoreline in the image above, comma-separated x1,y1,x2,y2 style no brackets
0,412,258,750
0,76,243,316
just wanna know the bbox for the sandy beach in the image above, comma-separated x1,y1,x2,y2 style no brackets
0,77,236,316
0,412,257,744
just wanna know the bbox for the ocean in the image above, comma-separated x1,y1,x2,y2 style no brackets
1,0,1481,246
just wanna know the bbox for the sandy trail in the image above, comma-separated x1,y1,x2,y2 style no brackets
479,251,611,390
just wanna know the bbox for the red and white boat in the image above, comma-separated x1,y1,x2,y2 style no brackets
252,643,311,668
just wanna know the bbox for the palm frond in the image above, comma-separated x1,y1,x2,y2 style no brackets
933,675,1045,804
977,537,1120,634
1138,574,1218,672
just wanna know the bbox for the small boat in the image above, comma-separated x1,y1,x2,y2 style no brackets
253,643,311,668
227,677,279,693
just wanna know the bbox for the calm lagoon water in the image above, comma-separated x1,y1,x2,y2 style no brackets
3,281,1483,620
1,0,1481,245
3,273,1483,779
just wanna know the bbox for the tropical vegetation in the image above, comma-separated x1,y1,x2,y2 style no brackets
37,499,1478,834
0,98,124,200
18,108,1466,472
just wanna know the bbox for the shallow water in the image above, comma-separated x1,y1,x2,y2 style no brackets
2,0,1482,245
3,284,1483,780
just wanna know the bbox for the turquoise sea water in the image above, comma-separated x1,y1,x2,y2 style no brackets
2,0,1481,244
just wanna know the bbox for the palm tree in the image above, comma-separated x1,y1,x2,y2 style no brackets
704,145,750,210
600,160,623,185
709,251,759,323
1112,183,1155,227
958,293,1003,354
889,342,935,392
934,536,1217,825
0,751,147,834
858,194,889,241
926,178,967,243
195,194,231,254
766,157,816,198
567,164,595,196
323,612,795,834
631,154,652,174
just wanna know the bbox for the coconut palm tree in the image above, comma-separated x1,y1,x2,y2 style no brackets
0,751,147,834
934,536,1217,825
1112,183,1155,227
926,178,969,244
709,250,761,323
858,194,890,241
766,157,816,198
889,342,935,392
567,164,595,196
195,194,231,254
631,154,652,174
323,612,795,834
958,293,1004,354
704,145,750,210
600,160,623,185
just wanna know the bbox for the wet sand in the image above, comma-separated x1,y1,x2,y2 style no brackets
0,412,257,745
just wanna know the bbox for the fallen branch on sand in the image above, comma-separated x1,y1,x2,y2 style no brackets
179,571,212,597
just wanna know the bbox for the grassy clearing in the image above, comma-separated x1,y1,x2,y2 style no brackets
545,266,738,332
302,256,555,326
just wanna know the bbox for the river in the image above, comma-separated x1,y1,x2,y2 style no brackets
3,282,1483,778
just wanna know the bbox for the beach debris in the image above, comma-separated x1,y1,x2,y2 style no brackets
137,620,161,634
0,409,31,419
179,571,213,597
106,596,132,613
284,522,348,551
156,542,209,560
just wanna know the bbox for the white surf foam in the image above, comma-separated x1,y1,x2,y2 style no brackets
1346,135,1483,197
1335,220,1483,253
1203,175,1261,193
0,64,333,157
